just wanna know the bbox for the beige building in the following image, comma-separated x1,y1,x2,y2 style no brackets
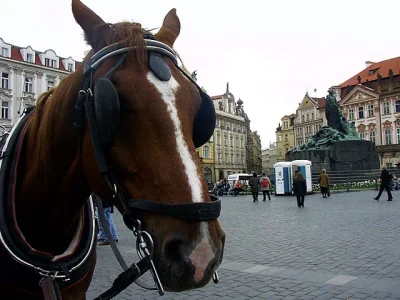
335,56,400,167
212,84,247,180
0,38,80,131
262,142,277,175
275,114,296,161
293,93,326,146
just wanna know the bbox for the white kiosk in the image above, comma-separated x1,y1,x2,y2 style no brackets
273,162,291,195
290,160,313,193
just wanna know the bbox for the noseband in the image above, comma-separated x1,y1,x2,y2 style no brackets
74,33,221,298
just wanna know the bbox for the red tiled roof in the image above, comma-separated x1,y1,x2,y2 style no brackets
339,56,400,87
4,42,81,72
316,98,327,108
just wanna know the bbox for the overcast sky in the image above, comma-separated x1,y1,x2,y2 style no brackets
2,0,400,148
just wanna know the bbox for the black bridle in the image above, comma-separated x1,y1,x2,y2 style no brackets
74,34,221,299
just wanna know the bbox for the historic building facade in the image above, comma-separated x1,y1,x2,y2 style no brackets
262,142,277,175
0,38,80,131
250,131,262,174
212,84,248,180
275,114,296,161
293,93,326,147
334,56,400,167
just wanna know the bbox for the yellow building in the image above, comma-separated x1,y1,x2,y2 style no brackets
275,114,296,161
196,140,215,182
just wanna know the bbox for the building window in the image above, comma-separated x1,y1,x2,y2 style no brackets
1,48,8,57
383,102,390,115
231,153,234,163
285,134,288,142
396,100,400,113
306,114,309,121
230,136,233,146
224,135,227,146
358,106,364,119
203,145,210,158
235,136,239,147
67,63,73,72
370,131,376,143
45,58,56,68
26,53,33,63
359,132,365,140
397,128,400,144
385,129,392,145
1,101,8,119
24,77,33,93
217,134,220,145
311,112,314,120
301,115,304,122
47,80,54,91
368,104,374,117
278,135,282,142
1,73,9,89
349,108,354,120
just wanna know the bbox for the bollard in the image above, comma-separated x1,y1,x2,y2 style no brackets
346,179,349,192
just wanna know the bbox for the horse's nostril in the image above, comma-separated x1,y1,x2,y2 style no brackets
164,238,184,263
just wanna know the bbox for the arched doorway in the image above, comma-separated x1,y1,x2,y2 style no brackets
219,170,224,181
204,167,212,182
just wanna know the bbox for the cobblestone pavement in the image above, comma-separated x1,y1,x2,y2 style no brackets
87,190,400,299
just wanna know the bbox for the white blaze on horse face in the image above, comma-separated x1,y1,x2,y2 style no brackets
146,72,203,203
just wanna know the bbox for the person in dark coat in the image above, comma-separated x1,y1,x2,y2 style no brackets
248,172,260,202
374,164,393,201
293,171,307,207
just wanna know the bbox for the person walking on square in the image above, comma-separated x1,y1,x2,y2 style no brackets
293,171,307,207
249,172,260,202
318,169,330,198
260,173,271,201
98,198,119,245
374,164,393,201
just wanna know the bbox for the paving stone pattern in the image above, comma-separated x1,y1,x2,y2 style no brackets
87,190,400,299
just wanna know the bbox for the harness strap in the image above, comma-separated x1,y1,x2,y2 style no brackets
94,195,128,270
39,276,62,300
94,257,150,300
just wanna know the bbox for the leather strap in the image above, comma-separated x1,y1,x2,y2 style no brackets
39,276,62,300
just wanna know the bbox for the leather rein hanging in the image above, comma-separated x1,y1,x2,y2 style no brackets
74,35,221,299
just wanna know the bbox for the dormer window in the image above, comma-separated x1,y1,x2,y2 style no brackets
45,58,57,68
369,68,379,75
67,63,73,72
1,47,8,57
26,53,33,63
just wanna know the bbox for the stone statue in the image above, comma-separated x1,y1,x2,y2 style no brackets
191,70,197,81
226,82,229,93
325,89,345,133
218,101,223,111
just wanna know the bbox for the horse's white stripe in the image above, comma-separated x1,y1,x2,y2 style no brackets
146,72,203,203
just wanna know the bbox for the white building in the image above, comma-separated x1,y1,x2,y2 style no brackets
211,84,247,180
0,38,81,131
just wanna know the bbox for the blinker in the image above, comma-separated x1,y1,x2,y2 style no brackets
149,51,171,81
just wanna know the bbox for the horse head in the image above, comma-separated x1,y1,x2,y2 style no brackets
71,0,225,292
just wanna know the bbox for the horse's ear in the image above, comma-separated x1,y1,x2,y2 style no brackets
71,0,110,49
155,8,181,47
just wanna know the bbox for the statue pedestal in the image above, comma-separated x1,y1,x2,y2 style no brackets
285,140,380,172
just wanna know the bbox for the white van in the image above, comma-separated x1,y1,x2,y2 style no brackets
227,173,252,187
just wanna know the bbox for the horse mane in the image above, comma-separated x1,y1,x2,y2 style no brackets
33,21,154,185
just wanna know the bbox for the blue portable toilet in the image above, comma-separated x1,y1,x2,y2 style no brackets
273,162,291,195
290,160,313,194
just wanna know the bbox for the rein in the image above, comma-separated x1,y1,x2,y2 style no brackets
73,34,221,299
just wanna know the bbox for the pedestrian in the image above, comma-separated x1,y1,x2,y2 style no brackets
292,171,307,207
248,172,260,202
260,172,271,201
97,197,119,245
318,169,330,198
374,164,393,201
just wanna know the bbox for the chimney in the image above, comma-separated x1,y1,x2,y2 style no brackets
365,61,375,68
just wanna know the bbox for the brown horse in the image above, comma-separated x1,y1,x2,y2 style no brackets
0,0,225,299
